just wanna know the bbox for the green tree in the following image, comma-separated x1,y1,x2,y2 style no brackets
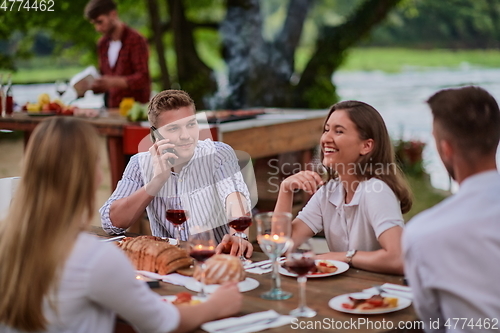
0,0,401,109
366,0,500,48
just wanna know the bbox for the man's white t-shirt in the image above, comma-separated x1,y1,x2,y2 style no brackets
108,40,122,68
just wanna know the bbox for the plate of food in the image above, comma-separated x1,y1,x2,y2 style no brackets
328,292,412,314
279,259,349,278
184,277,259,294
161,292,205,305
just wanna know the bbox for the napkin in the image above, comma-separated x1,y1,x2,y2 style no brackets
201,310,294,333
363,283,413,300
162,273,195,286
136,271,195,286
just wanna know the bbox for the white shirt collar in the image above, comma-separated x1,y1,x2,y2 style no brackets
459,169,500,194
328,180,364,207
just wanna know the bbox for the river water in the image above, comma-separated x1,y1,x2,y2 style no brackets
333,66,500,192
9,65,500,191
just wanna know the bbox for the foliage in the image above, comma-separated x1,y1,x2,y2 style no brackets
394,139,426,177
0,0,402,109
403,174,448,222
366,0,500,48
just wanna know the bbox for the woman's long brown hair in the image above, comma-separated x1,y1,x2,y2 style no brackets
324,101,413,214
0,117,100,331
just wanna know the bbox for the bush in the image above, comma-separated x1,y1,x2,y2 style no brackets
394,139,426,177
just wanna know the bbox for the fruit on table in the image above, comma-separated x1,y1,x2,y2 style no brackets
38,93,50,105
26,103,42,112
119,97,135,116
28,93,74,115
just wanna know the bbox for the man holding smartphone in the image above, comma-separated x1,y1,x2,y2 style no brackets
100,90,253,257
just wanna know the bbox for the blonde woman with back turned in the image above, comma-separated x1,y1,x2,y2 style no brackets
0,117,242,333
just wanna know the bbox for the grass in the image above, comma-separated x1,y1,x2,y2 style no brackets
338,47,500,73
1,66,87,85
403,174,449,222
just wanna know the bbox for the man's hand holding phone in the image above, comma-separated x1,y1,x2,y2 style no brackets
146,127,178,194
150,138,177,176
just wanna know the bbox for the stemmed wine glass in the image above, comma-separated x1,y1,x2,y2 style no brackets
55,79,68,98
166,197,188,247
255,211,294,300
227,201,252,266
187,227,216,298
286,240,317,317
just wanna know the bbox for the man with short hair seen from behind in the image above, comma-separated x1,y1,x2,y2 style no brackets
403,86,500,332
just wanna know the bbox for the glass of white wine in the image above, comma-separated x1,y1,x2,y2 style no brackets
255,211,293,300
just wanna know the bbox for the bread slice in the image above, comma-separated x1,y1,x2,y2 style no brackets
161,257,193,275
117,236,192,275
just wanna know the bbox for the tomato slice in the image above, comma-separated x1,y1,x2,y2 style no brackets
341,303,354,309
174,292,192,303
366,299,384,307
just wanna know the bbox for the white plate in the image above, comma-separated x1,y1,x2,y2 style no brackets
279,259,349,278
184,277,259,293
328,292,412,314
161,295,206,303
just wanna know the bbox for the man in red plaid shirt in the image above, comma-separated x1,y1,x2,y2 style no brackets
84,0,151,108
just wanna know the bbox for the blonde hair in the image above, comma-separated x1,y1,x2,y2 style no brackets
147,89,195,127
0,117,100,331
324,101,413,214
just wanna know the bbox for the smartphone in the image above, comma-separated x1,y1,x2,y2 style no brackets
150,126,176,165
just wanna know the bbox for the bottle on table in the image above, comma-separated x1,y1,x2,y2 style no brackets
5,74,13,115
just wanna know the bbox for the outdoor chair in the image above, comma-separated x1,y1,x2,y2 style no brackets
0,176,20,220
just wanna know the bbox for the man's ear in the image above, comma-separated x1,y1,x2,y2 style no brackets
440,139,454,160
360,139,374,156
109,9,118,20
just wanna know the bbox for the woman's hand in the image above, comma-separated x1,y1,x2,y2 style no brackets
206,282,242,318
216,235,254,258
280,171,324,195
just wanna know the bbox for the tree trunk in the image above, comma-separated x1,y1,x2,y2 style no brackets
295,0,403,108
145,0,171,90
220,0,312,109
167,0,217,109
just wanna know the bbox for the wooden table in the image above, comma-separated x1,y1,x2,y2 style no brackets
91,228,421,333
150,257,419,333
0,109,327,191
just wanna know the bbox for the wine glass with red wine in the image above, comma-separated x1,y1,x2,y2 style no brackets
188,227,216,298
227,201,252,266
286,240,317,317
166,197,188,247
